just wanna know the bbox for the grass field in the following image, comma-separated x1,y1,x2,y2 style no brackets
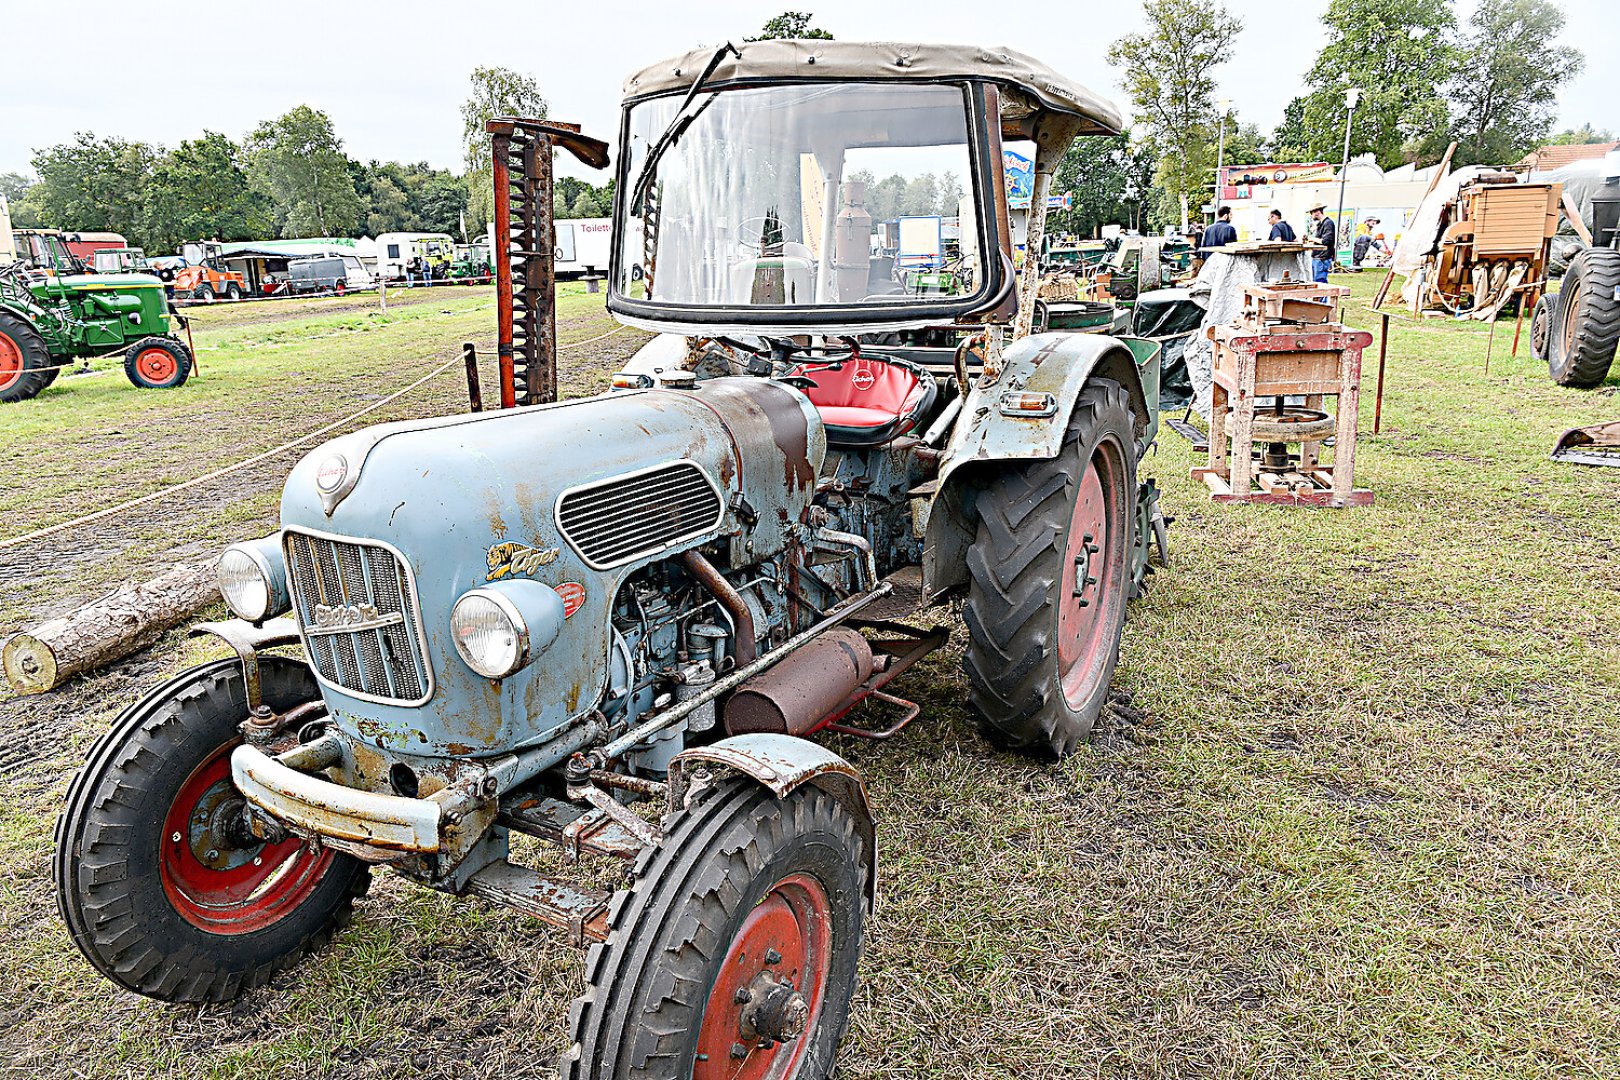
2,275,1618,1079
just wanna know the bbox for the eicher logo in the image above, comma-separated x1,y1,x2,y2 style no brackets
313,602,388,630
852,368,876,391
487,542,561,581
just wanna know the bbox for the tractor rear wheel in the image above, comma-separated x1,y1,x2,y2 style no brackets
1548,248,1620,387
54,657,370,1002
225,282,242,301
0,312,54,403
563,778,865,1080
963,378,1135,757
124,337,191,390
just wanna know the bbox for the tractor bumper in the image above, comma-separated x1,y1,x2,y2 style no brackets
231,740,444,854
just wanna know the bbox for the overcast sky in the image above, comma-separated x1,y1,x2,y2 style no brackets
3,0,1613,184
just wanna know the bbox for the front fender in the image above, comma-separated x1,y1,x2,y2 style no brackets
667,733,876,911
922,332,1159,599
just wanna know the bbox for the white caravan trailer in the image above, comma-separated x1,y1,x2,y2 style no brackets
374,232,455,280
553,217,612,278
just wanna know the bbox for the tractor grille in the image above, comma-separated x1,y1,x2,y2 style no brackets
283,530,432,704
557,462,725,568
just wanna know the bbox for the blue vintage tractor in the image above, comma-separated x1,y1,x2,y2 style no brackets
55,41,1166,1079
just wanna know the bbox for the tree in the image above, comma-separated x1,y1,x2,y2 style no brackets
1445,0,1584,166
747,12,833,40
1548,124,1614,145
29,134,160,241
1269,97,1312,163
0,172,32,205
460,66,549,236
246,106,361,238
1297,0,1455,168
1048,134,1154,237
1108,0,1242,228
142,132,267,252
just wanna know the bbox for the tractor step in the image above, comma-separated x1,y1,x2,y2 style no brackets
860,566,928,622
463,859,610,944
500,796,646,860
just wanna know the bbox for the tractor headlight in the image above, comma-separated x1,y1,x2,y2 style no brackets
450,581,564,679
218,536,290,623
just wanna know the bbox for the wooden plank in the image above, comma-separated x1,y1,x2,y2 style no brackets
1562,189,1594,246
1373,141,1456,312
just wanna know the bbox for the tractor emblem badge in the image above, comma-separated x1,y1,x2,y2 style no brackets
486,542,561,581
852,368,876,391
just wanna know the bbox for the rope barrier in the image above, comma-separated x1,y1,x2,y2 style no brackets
0,322,629,551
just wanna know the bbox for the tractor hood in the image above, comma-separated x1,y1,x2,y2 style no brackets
278,378,823,758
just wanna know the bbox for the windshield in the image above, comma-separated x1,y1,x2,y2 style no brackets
614,81,993,324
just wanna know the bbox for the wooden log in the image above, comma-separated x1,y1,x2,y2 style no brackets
3,560,219,695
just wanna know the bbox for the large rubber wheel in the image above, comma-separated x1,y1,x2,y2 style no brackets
1548,248,1620,387
225,282,242,301
963,378,1135,757
0,311,54,403
124,336,191,390
563,779,866,1080
54,657,370,1002
194,283,215,302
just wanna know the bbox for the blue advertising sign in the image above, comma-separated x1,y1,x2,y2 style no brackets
1004,150,1035,208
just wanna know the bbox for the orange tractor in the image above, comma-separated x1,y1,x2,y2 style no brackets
173,241,247,301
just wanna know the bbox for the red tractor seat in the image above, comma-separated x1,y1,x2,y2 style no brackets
788,356,938,447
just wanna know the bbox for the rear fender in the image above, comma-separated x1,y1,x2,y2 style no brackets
922,332,1157,599
667,733,876,911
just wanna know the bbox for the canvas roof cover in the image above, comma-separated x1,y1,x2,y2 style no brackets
622,40,1123,135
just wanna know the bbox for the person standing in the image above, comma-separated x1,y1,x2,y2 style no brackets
1308,203,1336,283
1267,209,1296,242
1202,206,1238,253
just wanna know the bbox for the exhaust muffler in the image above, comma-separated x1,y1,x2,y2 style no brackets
724,628,873,736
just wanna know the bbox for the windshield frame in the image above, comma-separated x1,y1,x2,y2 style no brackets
607,78,1011,334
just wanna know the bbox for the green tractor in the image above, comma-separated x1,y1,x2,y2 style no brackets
1,232,193,403
447,241,492,283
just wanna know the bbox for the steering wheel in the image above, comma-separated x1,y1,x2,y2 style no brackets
735,215,789,258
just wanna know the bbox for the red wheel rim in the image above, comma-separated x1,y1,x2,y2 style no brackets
0,331,24,392
694,873,833,1079
135,347,178,384
159,742,336,934
1055,437,1127,711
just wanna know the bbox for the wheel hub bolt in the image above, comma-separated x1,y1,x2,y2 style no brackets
763,948,782,965
730,1042,748,1060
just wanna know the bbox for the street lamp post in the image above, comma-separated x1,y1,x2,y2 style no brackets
1214,98,1231,219
1333,87,1361,268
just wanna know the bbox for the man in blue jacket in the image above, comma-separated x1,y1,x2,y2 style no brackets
1202,205,1238,252
1268,209,1296,242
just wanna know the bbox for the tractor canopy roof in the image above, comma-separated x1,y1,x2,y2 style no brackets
622,40,1124,137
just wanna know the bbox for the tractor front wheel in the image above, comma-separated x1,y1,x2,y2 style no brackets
1548,248,1620,387
564,778,865,1080
963,378,1135,756
0,311,54,403
124,337,191,390
54,657,370,1002
195,283,215,302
